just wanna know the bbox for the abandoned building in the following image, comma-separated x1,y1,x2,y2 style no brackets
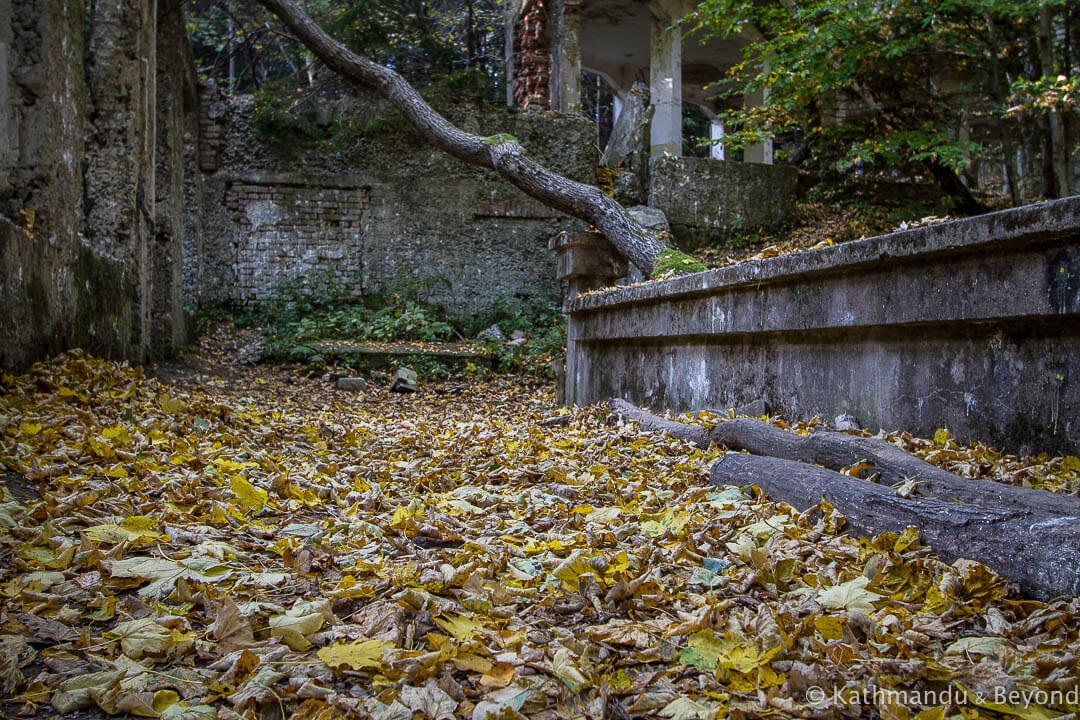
504,0,798,245
1,0,1077,455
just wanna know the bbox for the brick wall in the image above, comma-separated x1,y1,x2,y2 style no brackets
513,0,551,109
225,182,370,300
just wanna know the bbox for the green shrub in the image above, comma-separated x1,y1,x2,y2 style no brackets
244,271,456,360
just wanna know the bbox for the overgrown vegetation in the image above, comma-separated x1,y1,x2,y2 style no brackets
223,273,566,377
237,272,455,362
185,0,505,101
688,0,1078,208
483,296,567,374
653,248,708,277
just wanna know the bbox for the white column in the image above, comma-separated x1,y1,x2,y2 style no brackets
710,118,726,161
649,8,682,158
742,87,773,164
551,0,582,114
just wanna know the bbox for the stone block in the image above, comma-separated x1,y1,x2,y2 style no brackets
649,156,798,249
336,376,368,392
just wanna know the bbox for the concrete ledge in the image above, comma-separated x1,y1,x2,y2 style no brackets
565,197,1080,455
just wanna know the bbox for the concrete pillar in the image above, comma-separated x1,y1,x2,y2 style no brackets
550,0,582,114
548,230,628,406
504,0,522,106
743,87,773,164
649,7,682,158
710,118,726,161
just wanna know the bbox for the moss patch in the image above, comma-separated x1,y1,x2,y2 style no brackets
652,248,707,277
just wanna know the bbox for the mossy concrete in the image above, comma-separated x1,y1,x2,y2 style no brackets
1,0,189,370
649,156,798,250
187,88,596,317
565,197,1080,456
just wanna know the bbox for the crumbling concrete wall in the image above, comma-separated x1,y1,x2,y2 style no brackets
0,0,190,370
649,156,798,249
565,197,1080,456
188,88,596,319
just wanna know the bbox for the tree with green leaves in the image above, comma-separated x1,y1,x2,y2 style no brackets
689,0,1077,210
186,0,506,97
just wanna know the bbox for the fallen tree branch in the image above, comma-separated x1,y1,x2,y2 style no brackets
711,453,1080,600
607,397,1080,599
607,399,1080,517
710,418,1080,518
252,0,670,275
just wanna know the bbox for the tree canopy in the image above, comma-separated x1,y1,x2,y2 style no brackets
688,0,1077,207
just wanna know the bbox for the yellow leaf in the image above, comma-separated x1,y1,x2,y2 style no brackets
814,616,845,641
435,614,483,643
893,527,920,552
317,639,386,670
230,475,268,512
679,630,779,679
215,458,256,472
85,516,162,545
1064,456,1080,472
269,610,324,651
18,422,42,436
818,576,883,613
160,396,187,413
105,464,130,479
106,618,173,659
453,652,493,674
933,428,953,445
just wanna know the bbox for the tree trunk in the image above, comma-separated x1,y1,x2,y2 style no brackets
709,417,1080,518
1038,5,1070,198
252,0,669,275
710,454,1080,601
923,158,986,216
608,398,1080,599
984,10,1021,206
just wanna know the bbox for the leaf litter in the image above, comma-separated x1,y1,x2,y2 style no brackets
0,342,1078,720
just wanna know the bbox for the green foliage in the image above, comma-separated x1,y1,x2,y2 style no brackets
687,0,1078,201
484,297,567,376
242,271,455,360
251,82,368,149
185,0,505,102
653,249,708,277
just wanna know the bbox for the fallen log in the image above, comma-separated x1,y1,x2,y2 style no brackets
710,418,1080,518
607,399,1080,517
607,398,1080,599
711,453,1080,601
607,398,711,448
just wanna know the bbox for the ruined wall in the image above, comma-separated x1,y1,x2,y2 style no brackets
511,0,552,110
649,156,799,249
0,0,190,370
564,198,1080,456
188,88,596,318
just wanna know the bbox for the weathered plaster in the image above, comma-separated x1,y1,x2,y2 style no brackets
566,197,1080,455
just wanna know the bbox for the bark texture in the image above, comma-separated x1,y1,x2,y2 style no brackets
709,418,1080,518
710,454,1080,601
607,398,1080,600
253,0,669,274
